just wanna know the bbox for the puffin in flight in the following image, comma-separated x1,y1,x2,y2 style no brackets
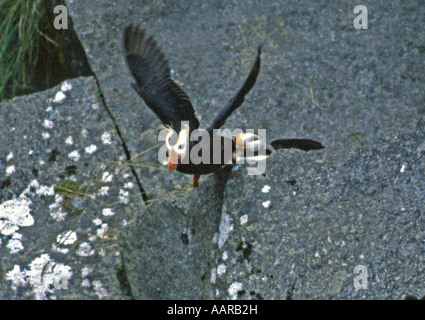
123,25,324,188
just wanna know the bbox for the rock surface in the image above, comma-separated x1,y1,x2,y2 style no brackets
0,77,139,299
121,116,425,299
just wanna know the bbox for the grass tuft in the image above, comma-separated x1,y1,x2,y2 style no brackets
0,0,46,100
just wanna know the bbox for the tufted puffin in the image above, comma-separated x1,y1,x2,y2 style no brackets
123,25,324,188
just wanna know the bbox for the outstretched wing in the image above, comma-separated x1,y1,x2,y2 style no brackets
271,139,325,152
209,44,262,131
124,25,199,133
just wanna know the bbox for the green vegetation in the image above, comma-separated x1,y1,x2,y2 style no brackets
0,0,44,99
54,179,82,199
0,0,69,100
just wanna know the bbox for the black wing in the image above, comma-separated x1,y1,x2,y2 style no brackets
209,45,262,131
124,25,199,133
271,139,325,152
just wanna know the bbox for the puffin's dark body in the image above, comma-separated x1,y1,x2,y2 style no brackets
123,25,324,183
171,132,237,175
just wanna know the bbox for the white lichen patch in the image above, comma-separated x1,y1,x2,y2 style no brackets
43,119,54,129
97,186,109,196
6,254,72,300
51,243,68,254
53,91,66,103
101,172,113,183
81,279,91,287
76,242,94,257
222,251,228,261
0,180,56,243
68,150,80,161
6,233,24,254
92,218,103,226
0,197,34,236
210,267,217,284
101,132,112,145
96,223,109,239
218,214,233,249
81,266,93,278
6,165,15,176
57,230,78,246
61,81,72,92
228,282,243,300
48,195,67,221
53,231,77,254
240,214,248,225
262,200,271,208
81,266,93,288
7,152,14,161
65,136,73,145
124,182,134,189
261,185,270,193
85,144,97,154
217,264,226,276
92,280,109,299
42,131,51,139
35,184,55,197
102,208,115,216
119,189,129,204
5,265,26,290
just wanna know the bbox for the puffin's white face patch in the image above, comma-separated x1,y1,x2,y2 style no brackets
165,124,190,158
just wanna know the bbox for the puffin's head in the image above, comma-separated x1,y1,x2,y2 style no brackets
165,123,190,171
233,132,269,163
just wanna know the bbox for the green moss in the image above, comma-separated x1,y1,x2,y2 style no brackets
54,180,81,199
0,0,77,100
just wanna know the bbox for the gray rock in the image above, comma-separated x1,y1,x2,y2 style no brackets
0,77,141,299
121,116,425,299
64,0,425,197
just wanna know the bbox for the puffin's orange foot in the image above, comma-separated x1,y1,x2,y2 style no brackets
193,174,200,188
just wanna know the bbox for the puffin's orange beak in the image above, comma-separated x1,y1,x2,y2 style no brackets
168,149,179,171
